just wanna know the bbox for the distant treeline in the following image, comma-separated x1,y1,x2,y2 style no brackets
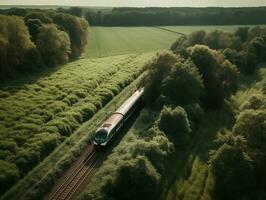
0,7,88,80
84,7,266,26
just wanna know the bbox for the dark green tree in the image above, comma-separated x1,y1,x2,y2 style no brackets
158,106,191,146
161,60,203,106
36,24,71,66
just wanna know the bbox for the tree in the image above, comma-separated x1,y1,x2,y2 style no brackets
25,18,43,43
209,134,255,199
53,13,88,59
140,51,181,104
161,60,203,106
235,27,250,42
36,24,71,66
188,45,238,108
24,12,52,24
0,15,35,77
158,106,191,146
248,36,266,62
188,30,206,45
233,109,266,187
104,156,161,200
0,160,20,194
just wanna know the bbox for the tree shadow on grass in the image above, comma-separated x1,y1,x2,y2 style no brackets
0,58,82,93
164,102,235,200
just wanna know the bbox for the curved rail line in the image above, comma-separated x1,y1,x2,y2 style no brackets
48,146,99,200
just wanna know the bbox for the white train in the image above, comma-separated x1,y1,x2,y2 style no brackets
93,88,144,148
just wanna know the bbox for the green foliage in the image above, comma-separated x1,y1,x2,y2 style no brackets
25,18,43,43
79,109,173,200
158,106,191,146
235,27,250,42
104,156,161,200
84,7,266,26
0,15,35,78
0,161,20,194
24,12,52,24
53,13,89,59
161,60,203,106
37,24,71,66
188,45,239,108
209,131,255,199
141,51,180,104
0,53,152,195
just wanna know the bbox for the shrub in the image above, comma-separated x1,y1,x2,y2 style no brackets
105,156,161,200
158,106,191,146
0,161,20,194
209,132,255,199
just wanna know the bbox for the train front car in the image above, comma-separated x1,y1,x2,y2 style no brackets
93,88,144,150
93,128,108,147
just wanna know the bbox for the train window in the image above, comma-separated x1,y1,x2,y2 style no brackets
102,123,111,128
95,130,107,143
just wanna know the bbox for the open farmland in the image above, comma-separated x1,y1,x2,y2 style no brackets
158,25,266,35
0,52,154,194
84,25,265,58
85,27,180,58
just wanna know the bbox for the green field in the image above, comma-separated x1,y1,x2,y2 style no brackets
85,25,265,58
159,25,266,34
85,27,181,58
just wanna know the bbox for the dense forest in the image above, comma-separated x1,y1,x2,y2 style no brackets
0,7,88,80
78,26,266,200
85,7,266,26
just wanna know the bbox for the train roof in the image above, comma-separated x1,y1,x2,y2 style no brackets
97,113,123,132
96,88,144,133
116,88,144,115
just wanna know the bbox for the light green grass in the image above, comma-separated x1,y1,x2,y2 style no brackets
159,25,266,35
84,25,266,58
85,27,180,58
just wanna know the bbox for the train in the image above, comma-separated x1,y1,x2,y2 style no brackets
93,88,144,148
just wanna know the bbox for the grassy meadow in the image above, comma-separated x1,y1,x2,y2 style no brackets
158,25,266,35
84,26,180,58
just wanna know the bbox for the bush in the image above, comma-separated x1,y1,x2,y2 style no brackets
0,161,20,194
104,156,161,200
158,106,191,146
210,136,255,199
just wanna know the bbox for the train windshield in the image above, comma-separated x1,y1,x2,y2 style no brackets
94,130,107,143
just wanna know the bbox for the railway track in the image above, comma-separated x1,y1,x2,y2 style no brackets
47,146,99,200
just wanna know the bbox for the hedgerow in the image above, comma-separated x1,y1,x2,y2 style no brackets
2,68,150,200
0,52,153,195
